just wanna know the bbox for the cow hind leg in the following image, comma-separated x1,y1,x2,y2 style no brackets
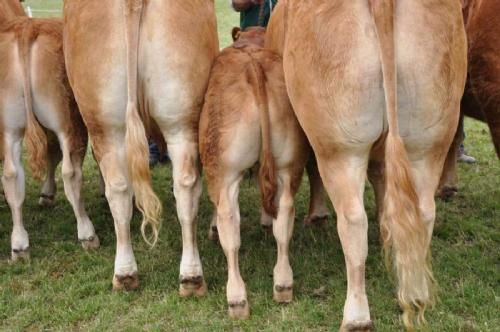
272,168,301,303
317,151,372,331
38,142,61,207
437,115,463,200
216,174,249,319
2,131,29,261
260,207,273,228
367,160,385,223
97,136,138,290
208,210,218,241
59,135,99,250
304,156,330,225
411,154,445,243
167,139,205,297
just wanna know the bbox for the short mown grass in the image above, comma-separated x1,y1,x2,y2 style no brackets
1,1,498,331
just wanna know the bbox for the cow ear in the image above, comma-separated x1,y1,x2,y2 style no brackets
232,27,241,41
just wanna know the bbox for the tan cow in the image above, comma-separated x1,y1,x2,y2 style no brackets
0,0,25,22
63,0,219,292
0,13,99,260
200,27,311,318
266,0,466,330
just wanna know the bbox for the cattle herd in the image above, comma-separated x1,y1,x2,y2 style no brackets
0,0,498,331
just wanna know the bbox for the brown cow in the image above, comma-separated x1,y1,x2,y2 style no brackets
200,27,311,318
266,0,466,330
439,0,500,198
63,0,219,292
0,13,99,260
205,28,329,240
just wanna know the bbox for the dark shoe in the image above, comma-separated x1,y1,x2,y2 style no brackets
149,142,160,166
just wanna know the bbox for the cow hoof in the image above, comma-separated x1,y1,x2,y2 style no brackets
274,284,293,303
179,275,207,297
38,195,56,207
260,214,273,227
261,224,273,233
437,186,458,201
304,213,329,226
208,226,218,241
10,248,30,263
112,273,139,291
81,235,100,250
228,299,250,319
340,320,374,332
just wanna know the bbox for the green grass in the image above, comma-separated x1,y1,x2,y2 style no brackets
2,1,499,331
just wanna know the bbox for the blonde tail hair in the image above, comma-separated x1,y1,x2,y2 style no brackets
124,0,162,246
369,0,435,329
19,20,48,181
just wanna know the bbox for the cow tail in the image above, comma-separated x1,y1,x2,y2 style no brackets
124,0,161,246
369,0,435,328
247,55,278,218
20,20,47,181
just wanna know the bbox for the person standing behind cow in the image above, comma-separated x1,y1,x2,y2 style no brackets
232,0,277,29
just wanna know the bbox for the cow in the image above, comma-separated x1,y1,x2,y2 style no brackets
205,29,329,240
200,26,315,318
266,0,467,330
439,0,500,198
0,13,99,259
63,0,219,292
0,0,25,22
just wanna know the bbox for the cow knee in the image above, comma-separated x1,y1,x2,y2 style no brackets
342,200,367,228
419,198,436,237
279,192,294,212
106,177,129,196
2,165,18,182
175,156,199,189
179,169,197,189
61,163,75,181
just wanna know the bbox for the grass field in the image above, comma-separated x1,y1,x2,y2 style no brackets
1,1,499,331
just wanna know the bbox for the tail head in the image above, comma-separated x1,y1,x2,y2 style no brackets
233,26,266,48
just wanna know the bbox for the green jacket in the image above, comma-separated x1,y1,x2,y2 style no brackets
240,0,278,30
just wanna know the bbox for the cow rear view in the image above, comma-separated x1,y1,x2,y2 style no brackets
200,27,310,318
0,17,98,260
266,0,466,330
63,0,219,291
